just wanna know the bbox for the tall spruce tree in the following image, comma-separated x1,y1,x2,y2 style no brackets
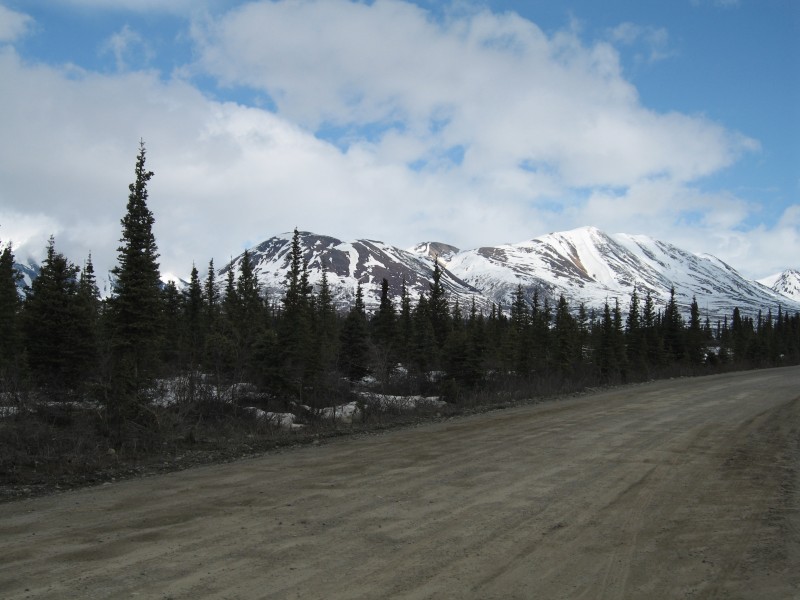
109,140,163,395
279,229,313,397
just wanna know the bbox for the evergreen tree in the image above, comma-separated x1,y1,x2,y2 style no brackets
398,277,413,365
642,290,663,366
160,280,183,370
597,301,617,380
531,291,551,372
413,292,437,373
75,253,101,383
576,302,589,366
662,287,685,363
204,259,220,324
428,258,450,348
222,266,238,315
508,285,530,374
340,283,370,380
625,287,646,375
686,295,705,365
0,241,22,376
309,267,338,380
279,229,313,397
185,264,204,368
372,277,397,352
612,298,627,378
553,294,576,374
109,140,163,399
462,297,486,386
206,264,238,383
22,237,88,394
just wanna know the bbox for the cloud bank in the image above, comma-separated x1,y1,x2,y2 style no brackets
0,0,794,284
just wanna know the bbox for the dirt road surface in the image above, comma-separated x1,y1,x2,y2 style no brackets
1,367,798,599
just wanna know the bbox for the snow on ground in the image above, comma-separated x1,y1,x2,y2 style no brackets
244,408,304,430
319,401,361,424
360,392,446,411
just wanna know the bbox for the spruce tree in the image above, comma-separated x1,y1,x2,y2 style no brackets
109,140,163,398
75,253,101,384
686,295,705,365
509,285,530,374
373,277,397,352
642,290,663,366
625,287,646,375
279,229,313,397
597,301,617,380
428,259,450,348
612,298,627,379
413,293,437,373
662,287,685,363
184,264,204,369
0,242,22,376
553,295,576,375
22,237,87,394
310,267,338,379
398,277,413,365
340,283,370,380
204,259,220,325
160,280,183,370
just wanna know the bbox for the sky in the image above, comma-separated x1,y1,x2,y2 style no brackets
0,0,797,284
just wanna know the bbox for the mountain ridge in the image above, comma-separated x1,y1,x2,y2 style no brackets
12,227,800,319
221,226,799,319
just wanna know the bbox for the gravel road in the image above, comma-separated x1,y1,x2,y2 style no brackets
1,367,798,599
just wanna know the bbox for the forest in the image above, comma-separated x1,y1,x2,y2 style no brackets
2,143,799,495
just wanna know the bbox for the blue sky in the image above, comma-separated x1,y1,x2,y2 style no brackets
0,0,797,282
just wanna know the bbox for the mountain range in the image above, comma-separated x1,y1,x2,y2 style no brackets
220,226,800,320
13,226,800,320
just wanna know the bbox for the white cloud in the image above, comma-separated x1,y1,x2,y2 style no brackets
607,22,674,64
101,25,153,71
191,0,754,189
0,4,33,42
37,0,231,16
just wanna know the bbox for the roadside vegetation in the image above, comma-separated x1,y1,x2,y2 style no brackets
2,142,799,501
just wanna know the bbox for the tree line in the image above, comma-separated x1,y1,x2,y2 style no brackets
2,143,799,427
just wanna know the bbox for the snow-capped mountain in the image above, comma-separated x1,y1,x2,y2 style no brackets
221,232,484,311
758,269,800,303
441,227,797,319
12,259,39,294
221,227,798,320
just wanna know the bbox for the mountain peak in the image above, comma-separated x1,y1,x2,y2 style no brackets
759,268,800,302
407,242,460,262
